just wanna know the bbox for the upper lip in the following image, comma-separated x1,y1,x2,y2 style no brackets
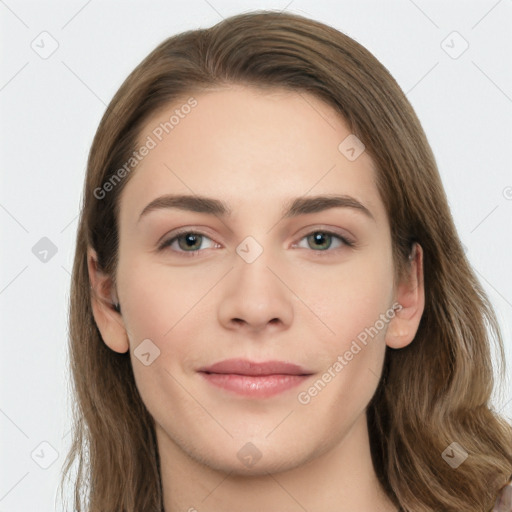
198,358,312,376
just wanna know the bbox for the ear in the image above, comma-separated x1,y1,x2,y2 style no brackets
87,246,129,354
385,243,425,349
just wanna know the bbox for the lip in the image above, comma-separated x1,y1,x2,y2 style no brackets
198,358,310,376
198,358,313,398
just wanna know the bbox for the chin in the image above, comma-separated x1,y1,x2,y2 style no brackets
207,453,303,477
194,439,312,477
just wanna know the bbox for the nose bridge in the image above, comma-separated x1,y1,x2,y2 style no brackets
217,236,294,331
236,241,277,291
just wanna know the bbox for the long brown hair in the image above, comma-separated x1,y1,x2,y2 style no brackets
60,10,512,511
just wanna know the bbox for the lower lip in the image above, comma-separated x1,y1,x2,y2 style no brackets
199,372,311,398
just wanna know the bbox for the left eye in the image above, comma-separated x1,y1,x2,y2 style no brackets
294,231,353,251
158,230,353,255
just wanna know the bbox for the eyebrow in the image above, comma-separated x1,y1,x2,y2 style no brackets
137,193,375,223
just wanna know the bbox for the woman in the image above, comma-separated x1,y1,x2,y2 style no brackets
60,10,512,512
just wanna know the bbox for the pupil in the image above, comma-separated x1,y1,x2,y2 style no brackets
180,234,201,250
310,232,331,250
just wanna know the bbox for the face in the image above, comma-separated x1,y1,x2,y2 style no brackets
106,85,404,474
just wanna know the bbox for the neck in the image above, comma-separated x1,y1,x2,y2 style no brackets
156,412,398,512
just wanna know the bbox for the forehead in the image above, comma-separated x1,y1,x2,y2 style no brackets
118,85,385,226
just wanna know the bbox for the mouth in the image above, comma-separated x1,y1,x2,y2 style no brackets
197,358,314,398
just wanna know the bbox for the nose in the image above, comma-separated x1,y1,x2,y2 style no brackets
217,249,294,334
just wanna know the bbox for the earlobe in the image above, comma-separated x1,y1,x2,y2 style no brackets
87,247,130,354
385,243,425,349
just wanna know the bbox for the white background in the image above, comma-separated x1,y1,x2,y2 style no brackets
1,1,511,510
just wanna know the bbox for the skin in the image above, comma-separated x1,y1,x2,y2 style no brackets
88,85,425,511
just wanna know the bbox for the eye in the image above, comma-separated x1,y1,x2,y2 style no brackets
158,228,355,256
294,230,354,252
158,231,218,255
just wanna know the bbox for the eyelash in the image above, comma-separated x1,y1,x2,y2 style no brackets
157,228,355,257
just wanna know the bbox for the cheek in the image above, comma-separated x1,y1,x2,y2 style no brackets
117,256,207,343
301,250,395,347
117,259,208,383
118,265,198,421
